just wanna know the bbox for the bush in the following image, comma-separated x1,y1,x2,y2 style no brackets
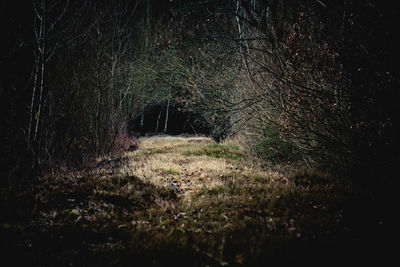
255,129,300,164
112,131,138,154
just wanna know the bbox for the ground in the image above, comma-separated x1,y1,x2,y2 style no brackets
1,135,394,266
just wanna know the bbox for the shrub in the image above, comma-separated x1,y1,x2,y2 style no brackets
255,129,300,164
112,131,138,154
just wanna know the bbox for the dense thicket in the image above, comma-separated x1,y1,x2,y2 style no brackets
1,0,397,189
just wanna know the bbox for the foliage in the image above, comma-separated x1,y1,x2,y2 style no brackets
255,128,301,164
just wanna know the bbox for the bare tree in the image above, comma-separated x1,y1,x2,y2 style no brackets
28,0,71,166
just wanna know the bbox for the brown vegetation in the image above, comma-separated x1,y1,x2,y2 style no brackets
1,136,394,266
0,1,397,266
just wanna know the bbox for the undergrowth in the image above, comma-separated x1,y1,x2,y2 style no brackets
1,137,394,266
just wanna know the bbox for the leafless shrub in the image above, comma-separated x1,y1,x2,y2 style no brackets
112,131,139,153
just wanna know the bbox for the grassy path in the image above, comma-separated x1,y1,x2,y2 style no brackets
2,135,391,266
120,135,279,197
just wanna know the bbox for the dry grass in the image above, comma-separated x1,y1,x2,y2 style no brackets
1,135,392,266
120,136,279,199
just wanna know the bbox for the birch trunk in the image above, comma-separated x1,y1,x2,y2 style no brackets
155,105,162,133
164,88,171,133
28,63,39,149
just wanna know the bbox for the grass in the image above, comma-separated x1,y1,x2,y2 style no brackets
183,143,244,160
1,136,394,266
162,168,181,175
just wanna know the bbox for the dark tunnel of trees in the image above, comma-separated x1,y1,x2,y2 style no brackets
0,1,399,266
127,103,215,136
0,0,398,190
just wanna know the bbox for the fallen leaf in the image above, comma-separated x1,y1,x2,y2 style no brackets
235,253,245,264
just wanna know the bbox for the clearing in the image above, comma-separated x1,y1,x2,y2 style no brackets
1,135,392,266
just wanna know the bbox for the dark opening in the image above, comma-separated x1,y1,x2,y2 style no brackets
128,103,213,136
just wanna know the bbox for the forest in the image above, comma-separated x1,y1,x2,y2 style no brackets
1,0,398,266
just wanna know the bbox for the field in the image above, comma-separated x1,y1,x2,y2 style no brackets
1,136,393,266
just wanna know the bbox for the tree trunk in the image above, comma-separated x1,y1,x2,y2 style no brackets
28,63,39,150
33,47,45,146
140,104,145,128
164,96,170,133
155,105,163,133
